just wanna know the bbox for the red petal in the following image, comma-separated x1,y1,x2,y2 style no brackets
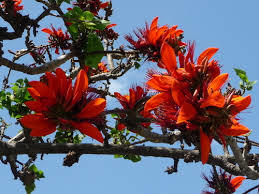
114,92,129,109
29,81,54,99
135,86,144,102
231,95,251,115
100,2,109,9
220,122,250,136
20,114,56,136
200,129,212,164
161,42,177,73
144,92,171,113
41,28,53,34
25,101,47,112
147,75,175,92
106,24,116,29
77,98,106,119
171,81,185,106
71,69,88,106
117,123,126,131
200,91,225,108
207,73,228,95
27,87,40,100
129,88,136,109
150,17,158,31
55,68,69,100
197,47,219,65
230,176,245,191
176,102,197,124
71,122,104,143
45,72,58,95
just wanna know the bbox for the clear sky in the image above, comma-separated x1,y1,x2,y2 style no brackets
0,0,259,193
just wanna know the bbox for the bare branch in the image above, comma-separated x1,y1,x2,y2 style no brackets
0,52,74,75
0,141,258,178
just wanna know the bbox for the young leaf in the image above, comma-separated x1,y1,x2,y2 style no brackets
234,68,249,83
84,33,104,68
25,183,36,194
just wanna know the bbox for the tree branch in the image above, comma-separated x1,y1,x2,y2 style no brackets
228,137,259,180
0,141,258,179
0,52,74,74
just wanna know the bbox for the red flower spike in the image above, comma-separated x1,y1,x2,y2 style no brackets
73,0,109,15
125,17,185,64
115,86,151,130
203,169,245,193
20,68,106,143
1,0,24,14
42,26,71,55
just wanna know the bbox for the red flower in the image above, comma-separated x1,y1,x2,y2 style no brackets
73,0,109,15
96,23,119,40
20,68,106,143
42,26,71,55
144,43,251,164
1,0,23,14
125,17,185,65
203,169,245,194
98,62,109,73
175,73,251,164
114,86,151,130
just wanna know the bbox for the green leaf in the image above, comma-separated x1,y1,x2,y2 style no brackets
134,62,141,69
35,170,45,179
93,19,110,30
25,183,35,194
82,11,94,21
73,134,85,144
68,23,79,39
234,68,249,83
84,33,104,68
111,113,118,118
234,68,256,91
29,164,38,172
114,154,123,158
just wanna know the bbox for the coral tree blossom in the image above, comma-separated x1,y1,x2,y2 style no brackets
1,0,23,14
73,0,109,15
125,17,185,65
144,42,251,164
20,68,106,143
114,86,151,131
203,169,245,194
42,26,71,54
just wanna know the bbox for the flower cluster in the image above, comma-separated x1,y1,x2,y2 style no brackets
202,169,245,194
142,29,251,163
20,68,106,143
0,0,23,14
42,26,71,55
73,0,109,15
96,24,119,41
114,86,151,131
125,17,185,66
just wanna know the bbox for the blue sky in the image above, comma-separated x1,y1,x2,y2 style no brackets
0,0,259,193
